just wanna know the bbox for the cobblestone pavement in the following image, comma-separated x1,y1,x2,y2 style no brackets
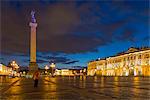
0,76,150,100
0,76,19,91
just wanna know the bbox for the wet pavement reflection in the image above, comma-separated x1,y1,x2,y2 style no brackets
1,76,150,100
0,76,19,91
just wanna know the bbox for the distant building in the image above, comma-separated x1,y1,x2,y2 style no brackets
87,47,150,76
55,67,87,76
55,69,73,76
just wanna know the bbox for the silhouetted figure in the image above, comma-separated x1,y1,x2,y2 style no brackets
33,70,40,87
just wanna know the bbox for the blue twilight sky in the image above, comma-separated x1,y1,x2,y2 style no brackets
0,0,149,68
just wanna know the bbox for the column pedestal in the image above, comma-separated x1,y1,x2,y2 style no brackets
28,62,38,75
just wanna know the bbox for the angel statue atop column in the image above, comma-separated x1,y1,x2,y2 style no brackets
31,10,36,23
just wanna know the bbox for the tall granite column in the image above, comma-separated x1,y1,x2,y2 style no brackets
29,11,38,73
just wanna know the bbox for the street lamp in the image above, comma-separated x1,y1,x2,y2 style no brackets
15,64,19,69
45,65,49,70
10,61,19,76
50,63,55,68
45,65,49,75
11,61,19,69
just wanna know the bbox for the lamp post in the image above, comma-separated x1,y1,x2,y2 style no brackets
11,61,19,76
15,64,19,72
50,63,55,76
45,65,49,75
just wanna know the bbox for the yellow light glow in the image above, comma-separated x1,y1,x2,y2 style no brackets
87,49,150,76
45,65,49,70
50,63,55,68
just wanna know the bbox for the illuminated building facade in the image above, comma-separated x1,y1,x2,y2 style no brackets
55,69,74,76
87,47,150,76
55,68,87,76
87,61,97,76
0,64,12,75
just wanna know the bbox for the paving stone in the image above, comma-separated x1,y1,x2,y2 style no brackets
0,76,150,100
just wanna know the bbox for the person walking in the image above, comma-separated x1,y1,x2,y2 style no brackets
33,70,40,87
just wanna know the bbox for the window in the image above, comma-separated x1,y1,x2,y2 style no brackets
138,55,141,59
124,58,126,61
144,54,149,59
134,56,136,59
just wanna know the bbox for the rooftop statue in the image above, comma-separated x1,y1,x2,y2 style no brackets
31,10,36,23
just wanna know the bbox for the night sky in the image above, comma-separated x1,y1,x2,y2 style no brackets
1,0,149,68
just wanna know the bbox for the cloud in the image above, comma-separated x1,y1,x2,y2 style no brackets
121,29,136,42
39,55,79,65
23,59,47,64
114,28,137,42
1,1,149,55
37,34,108,53
63,60,79,64
43,56,70,63
143,36,150,42
36,59,48,64
0,58,4,60
38,3,80,36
